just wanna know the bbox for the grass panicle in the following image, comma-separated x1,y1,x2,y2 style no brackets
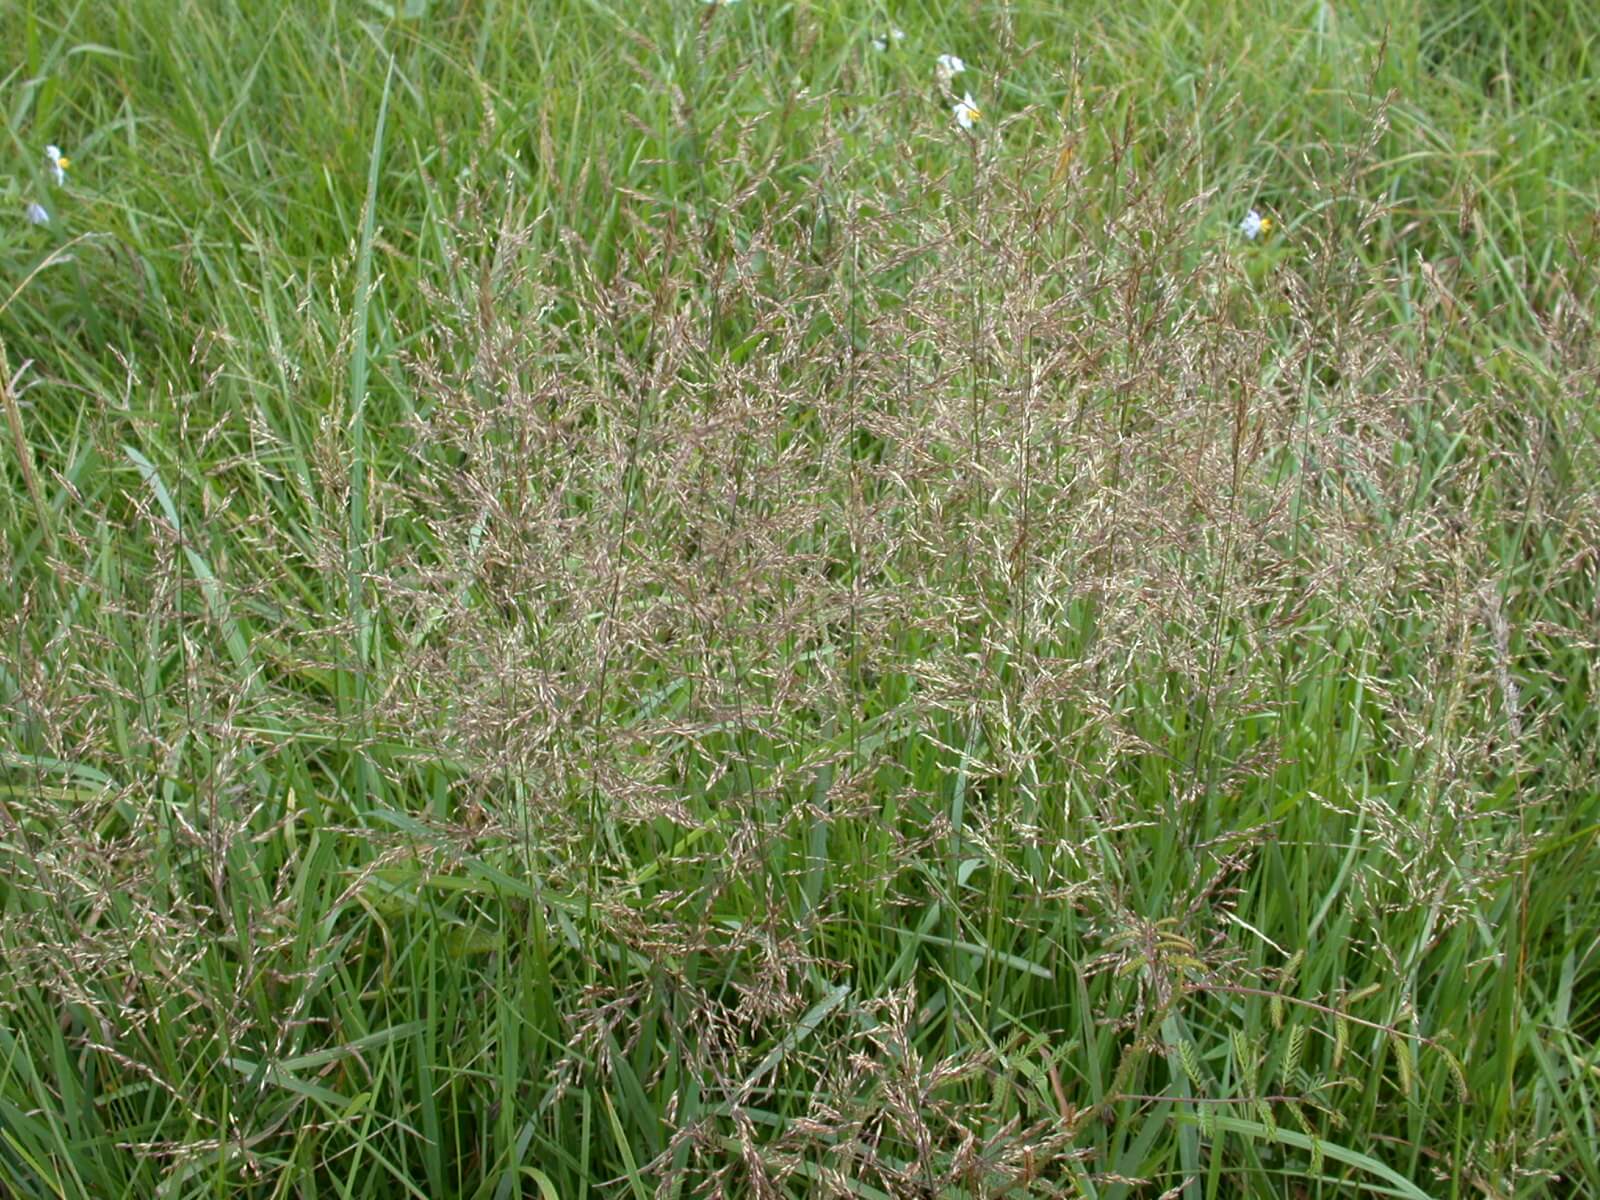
1,0,1598,1196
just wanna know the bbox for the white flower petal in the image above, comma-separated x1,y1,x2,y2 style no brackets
936,53,966,84
26,201,50,225
45,144,69,187
953,92,981,131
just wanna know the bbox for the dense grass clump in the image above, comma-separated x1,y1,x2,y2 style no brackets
2,1,1598,1196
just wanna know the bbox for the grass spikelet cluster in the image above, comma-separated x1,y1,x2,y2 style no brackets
2,1,1598,1196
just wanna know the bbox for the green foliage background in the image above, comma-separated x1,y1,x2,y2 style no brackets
2,1,1597,1196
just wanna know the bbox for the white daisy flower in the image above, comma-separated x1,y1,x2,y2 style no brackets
953,92,981,131
26,201,50,225
45,144,70,187
936,53,966,85
1239,208,1272,240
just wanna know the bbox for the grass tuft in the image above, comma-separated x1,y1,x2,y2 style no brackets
2,1,1598,1196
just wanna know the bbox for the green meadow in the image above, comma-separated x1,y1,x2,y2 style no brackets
2,0,1598,1195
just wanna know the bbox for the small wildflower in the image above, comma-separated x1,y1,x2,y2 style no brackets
1239,209,1272,240
45,144,70,187
873,27,906,51
953,92,981,131
26,202,50,225
936,54,966,85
